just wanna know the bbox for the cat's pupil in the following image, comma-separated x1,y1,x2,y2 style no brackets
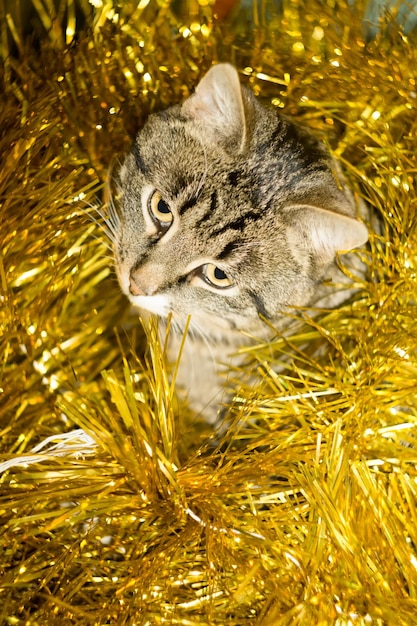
158,200,170,214
214,267,227,281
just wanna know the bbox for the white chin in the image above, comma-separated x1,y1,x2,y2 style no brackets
128,294,171,317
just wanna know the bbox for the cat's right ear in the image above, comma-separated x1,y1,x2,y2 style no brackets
288,204,369,263
182,63,247,152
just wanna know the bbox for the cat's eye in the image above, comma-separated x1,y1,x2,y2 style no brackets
148,190,173,229
202,263,233,289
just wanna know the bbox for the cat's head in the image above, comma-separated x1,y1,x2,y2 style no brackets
115,63,368,337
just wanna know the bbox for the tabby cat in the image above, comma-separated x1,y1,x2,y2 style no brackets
114,63,368,422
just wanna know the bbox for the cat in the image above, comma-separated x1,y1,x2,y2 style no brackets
113,63,368,423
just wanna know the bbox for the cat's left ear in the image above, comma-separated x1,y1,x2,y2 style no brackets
182,63,248,152
289,204,369,261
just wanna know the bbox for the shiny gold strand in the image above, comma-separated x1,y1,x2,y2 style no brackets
1,0,417,623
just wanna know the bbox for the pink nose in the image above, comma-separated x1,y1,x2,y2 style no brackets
129,275,145,296
129,272,158,297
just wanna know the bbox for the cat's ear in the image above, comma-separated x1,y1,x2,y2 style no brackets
182,63,247,152
289,204,368,261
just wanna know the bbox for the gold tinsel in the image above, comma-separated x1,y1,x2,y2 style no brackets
1,0,417,624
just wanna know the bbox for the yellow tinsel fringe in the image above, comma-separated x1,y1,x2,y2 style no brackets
1,1,417,624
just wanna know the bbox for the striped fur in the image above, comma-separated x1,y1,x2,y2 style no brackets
115,64,368,422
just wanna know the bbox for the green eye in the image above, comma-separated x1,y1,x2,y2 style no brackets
203,263,233,289
148,190,173,228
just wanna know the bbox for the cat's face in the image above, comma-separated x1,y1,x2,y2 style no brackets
115,64,368,337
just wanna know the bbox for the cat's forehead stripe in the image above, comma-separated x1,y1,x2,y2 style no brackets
191,190,218,230
132,142,148,175
210,208,264,238
228,171,240,186
217,241,238,260
178,195,199,215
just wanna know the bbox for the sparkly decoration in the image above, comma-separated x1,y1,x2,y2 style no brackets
1,0,417,623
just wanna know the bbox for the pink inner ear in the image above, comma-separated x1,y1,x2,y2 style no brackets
290,204,369,258
182,64,247,151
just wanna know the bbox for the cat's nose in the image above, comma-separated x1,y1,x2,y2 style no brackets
129,271,158,297
129,275,145,296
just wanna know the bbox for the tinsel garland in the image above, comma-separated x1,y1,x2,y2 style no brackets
1,0,417,624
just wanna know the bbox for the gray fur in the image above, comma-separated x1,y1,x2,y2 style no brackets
114,64,368,422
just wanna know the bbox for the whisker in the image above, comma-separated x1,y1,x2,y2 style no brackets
84,200,121,246
99,254,117,263
87,231,113,249
81,165,122,246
